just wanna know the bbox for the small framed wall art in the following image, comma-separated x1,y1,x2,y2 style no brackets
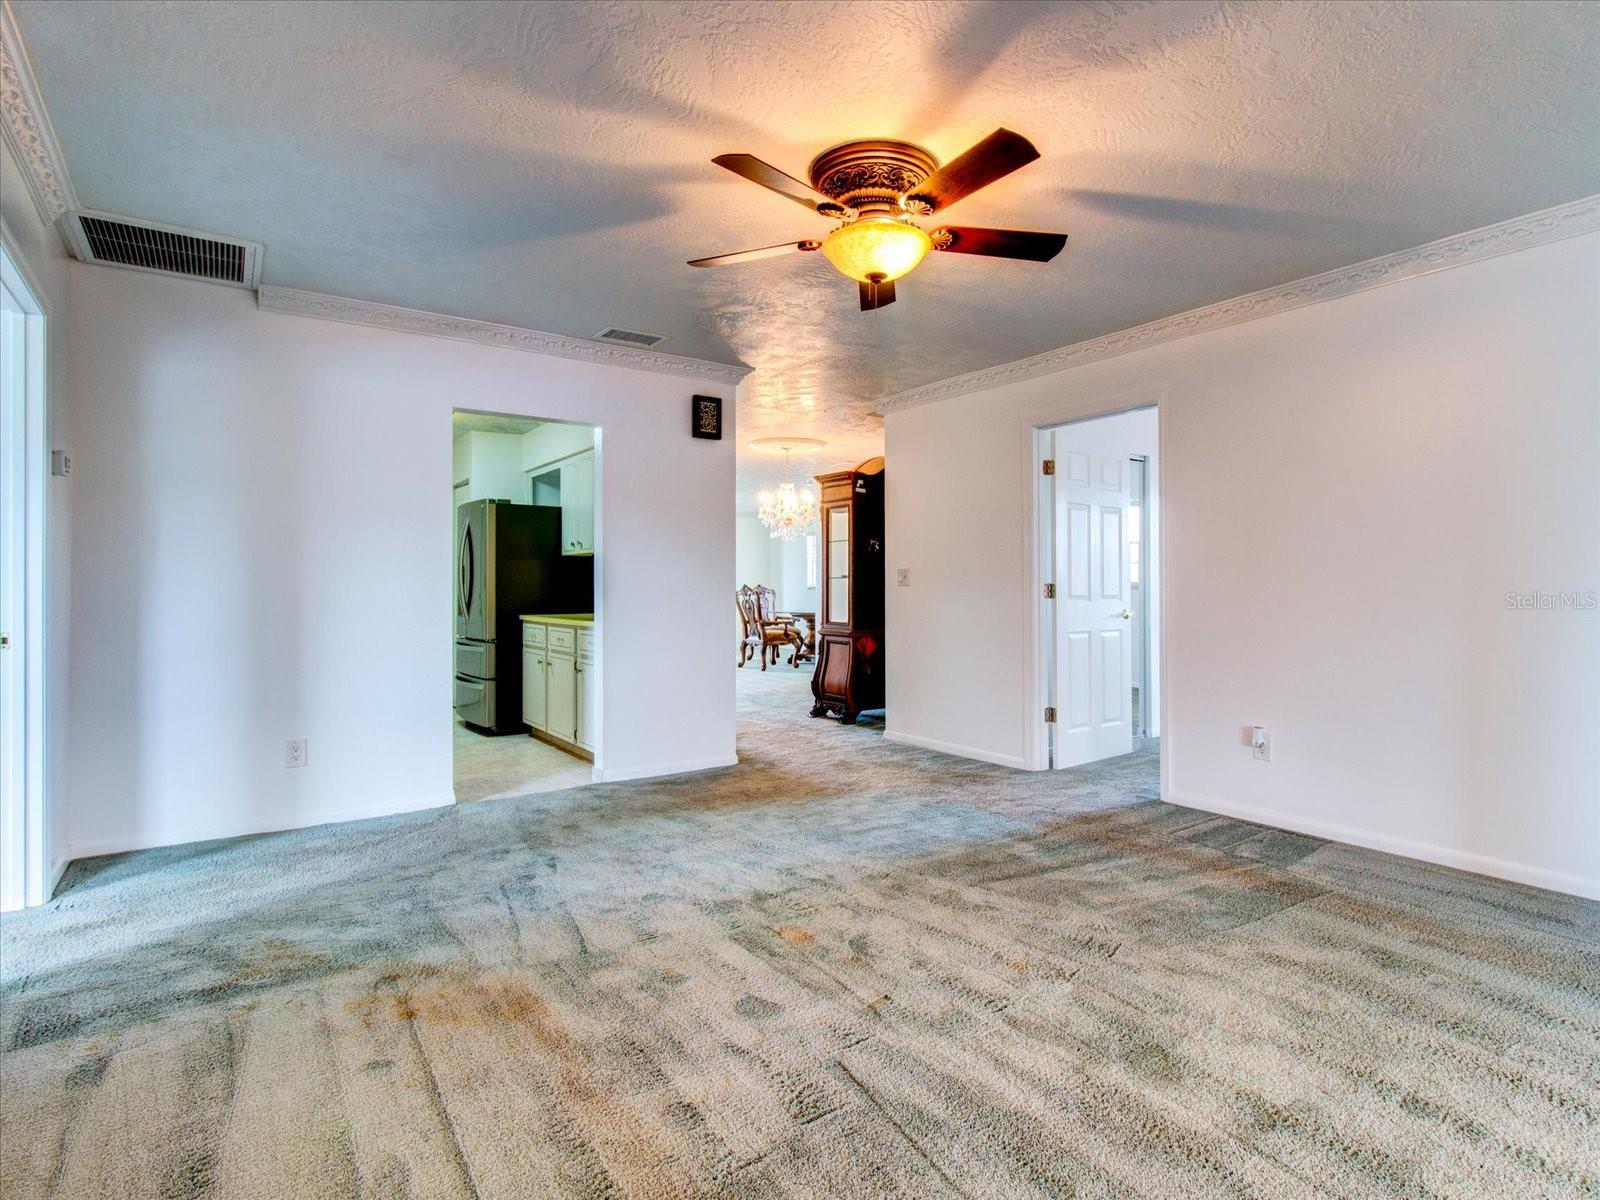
692,394,722,440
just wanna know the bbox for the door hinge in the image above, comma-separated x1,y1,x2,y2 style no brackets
1044,706,1056,724
1043,582,1056,599
1041,459,1055,476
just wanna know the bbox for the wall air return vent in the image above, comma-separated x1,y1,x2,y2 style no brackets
593,326,666,348
57,210,263,289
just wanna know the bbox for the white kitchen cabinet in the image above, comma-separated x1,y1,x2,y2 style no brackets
576,647,596,751
546,650,578,743
559,450,595,555
521,645,547,731
522,619,595,756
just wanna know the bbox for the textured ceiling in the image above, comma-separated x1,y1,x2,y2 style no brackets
451,411,543,438
14,0,1600,502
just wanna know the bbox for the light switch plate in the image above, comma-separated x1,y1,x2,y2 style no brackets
896,569,910,587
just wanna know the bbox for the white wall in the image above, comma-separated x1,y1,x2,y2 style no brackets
66,266,739,856
735,514,776,641
1,136,73,891
458,430,528,502
522,421,594,471
735,514,778,589
886,231,1600,898
735,514,819,623
775,528,819,617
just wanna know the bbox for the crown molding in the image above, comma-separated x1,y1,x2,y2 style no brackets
257,286,752,386
876,194,1600,415
0,0,76,226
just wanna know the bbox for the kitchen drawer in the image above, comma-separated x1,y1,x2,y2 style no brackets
453,675,495,729
522,622,546,647
455,639,495,680
548,625,577,653
578,627,596,656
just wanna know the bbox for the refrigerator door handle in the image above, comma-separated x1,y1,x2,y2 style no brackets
459,523,475,620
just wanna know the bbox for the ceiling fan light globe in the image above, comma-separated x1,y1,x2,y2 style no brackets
820,216,933,284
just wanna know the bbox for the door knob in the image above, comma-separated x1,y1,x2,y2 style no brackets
1120,609,1132,619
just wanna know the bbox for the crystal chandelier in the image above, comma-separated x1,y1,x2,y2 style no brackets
755,448,817,540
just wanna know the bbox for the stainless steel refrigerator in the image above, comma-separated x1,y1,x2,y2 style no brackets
454,499,593,733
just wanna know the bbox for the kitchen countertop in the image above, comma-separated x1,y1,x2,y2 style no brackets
519,613,595,626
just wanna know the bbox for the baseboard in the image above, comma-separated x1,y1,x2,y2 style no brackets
883,730,1030,770
593,755,738,783
46,854,69,900
66,791,457,861
1166,789,1600,902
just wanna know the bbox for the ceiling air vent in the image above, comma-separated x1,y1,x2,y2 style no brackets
594,326,666,348
57,210,263,289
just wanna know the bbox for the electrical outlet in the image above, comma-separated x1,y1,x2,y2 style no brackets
1250,727,1271,762
896,568,910,587
286,738,307,768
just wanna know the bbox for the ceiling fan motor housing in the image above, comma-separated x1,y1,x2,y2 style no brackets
807,140,938,217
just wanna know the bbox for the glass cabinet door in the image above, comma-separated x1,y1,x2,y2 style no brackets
826,504,850,625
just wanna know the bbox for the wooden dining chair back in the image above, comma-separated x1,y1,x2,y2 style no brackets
736,584,803,670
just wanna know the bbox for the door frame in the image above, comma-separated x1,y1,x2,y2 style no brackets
1129,454,1152,737
1023,386,1167,802
449,410,604,789
0,230,51,909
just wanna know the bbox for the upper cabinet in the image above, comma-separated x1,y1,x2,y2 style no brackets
527,447,595,556
560,450,595,556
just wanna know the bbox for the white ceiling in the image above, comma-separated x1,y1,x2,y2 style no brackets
14,0,1600,498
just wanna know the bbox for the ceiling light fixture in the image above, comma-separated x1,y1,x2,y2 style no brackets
690,131,1067,311
752,440,822,541
819,215,933,285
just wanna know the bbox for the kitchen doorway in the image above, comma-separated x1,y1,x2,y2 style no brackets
451,410,600,803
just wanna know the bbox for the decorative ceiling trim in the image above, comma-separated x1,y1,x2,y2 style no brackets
875,193,1600,415
257,286,752,385
0,0,76,225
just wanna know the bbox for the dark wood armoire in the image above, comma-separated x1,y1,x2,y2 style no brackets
810,457,885,724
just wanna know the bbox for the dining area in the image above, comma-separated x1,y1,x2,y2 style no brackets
735,584,815,670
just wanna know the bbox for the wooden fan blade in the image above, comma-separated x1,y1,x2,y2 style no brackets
859,278,897,310
932,226,1067,262
910,129,1040,211
712,154,837,214
688,240,821,268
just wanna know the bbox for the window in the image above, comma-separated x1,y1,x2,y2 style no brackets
805,532,818,589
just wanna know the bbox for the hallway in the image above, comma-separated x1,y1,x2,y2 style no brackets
2,673,1593,1198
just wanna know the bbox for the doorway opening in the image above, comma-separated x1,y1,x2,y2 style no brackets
451,410,600,803
1036,404,1160,775
1,242,48,910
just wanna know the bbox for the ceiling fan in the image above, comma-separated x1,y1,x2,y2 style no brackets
689,129,1067,310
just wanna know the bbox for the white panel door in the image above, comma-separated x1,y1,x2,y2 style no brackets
0,283,26,911
1053,431,1133,767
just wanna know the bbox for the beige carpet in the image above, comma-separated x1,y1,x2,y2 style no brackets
2,667,1597,1198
